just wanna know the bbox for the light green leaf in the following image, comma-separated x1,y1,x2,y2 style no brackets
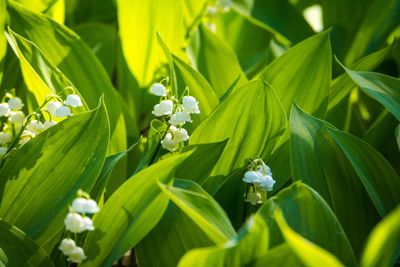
177,214,268,267
14,0,65,23
258,182,357,267
7,1,126,154
82,151,193,267
343,67,400,121
158,179,236,243
117,0,185,86
396,125,400,150
0,0,6,84
249,244,302,267
274,209,345,267
0,219,54,267
188,24,247,97
361,205,400,267
0,100,109,248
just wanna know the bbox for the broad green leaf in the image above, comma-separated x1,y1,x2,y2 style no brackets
345,0,400,64
117,0,185,86
249,244,303,267
188,24,247,97
65,0,116,25
258,182,357,267
396,125,400,150
7,1,126,154
177,214,268,267
158,179,236,243
0,0,6,84
82,151,193,267
74,23,117,77
328,45,393,110
136,141,227,267
0,100,109,248
14,0,65,23
274,209,345,267
290,104,400,253
260,30,331,117
173,54,219,117
232,0,313,44
0,219,54,267
180,0,206,30
361,205,400,267
343,67,400,121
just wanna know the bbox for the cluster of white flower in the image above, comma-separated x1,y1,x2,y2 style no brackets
242,159,276,205
0,92,83,159
149,81,200,152
204,0,232,32
59,190,99,263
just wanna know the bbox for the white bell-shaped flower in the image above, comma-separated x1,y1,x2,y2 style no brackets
0,103,10,117
64,212,87,233
0,147,7,156
68,246,87,263
169,111,192,126
84,199,100,214
55,106,72,118
182,96,200,114
27,120,44,134
245,192,262,205
19,130,36,146
64,94,83,108
0,132,11,144
243,171,261,184
82,216,94,231
8,97,23,111
43,120,57,129
150,83,167,96
8,111,25,124
257,161,272,176
255,175,276,192
46,101,63,116
152,100,173,117
71,198,99,214
170,126,189,142
59,238,76,256
161,132,178,152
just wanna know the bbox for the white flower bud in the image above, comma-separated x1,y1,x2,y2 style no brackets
152,100,173,117
64,94,83,108
150,83,167,96
27,120,44,134
8,111,25,124
82,216,94,231
0,132,12,144
46,101,62,116
245,192,262,205
161,132,178,152
0,147,7,156
8,97,23,111
68,246,87,263
64,212,87,233
0,103,10,117
43,120,57,129
170,126,189,142
59,238,76,256
169,112,192,126
55,106,72,118
205,22,217,33
242,171,261,184
71,198,99,214
182,96,200,114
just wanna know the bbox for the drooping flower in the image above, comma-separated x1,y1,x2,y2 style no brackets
0,103,10,117
27,120,44,134
8,97,23,111
19,130,36,146
68,247,87,263
245,192,262,205
71,197,100,214
170,126,189,142
150,83,167,96
0,147,7,156
242,171,261,184
169,111,192,126
54,106,72,118
46,101,63,116
161,132,178,152
64,94,83,108
64,212,89,233
152,100,174,117
59,238,76,255
43,120,57,129
0,132,12,144
182,96,200,114
8,111,25,124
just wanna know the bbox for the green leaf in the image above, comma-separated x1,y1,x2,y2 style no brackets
117,0,185,86
249,244,302,267
343,67,400,121
361,205,400,267
396,124,400,150
258,182,357,267
0,0,6,84
177,214,268,267
260,30,331,117
0,219,54,267
7,1,126,154
232,0,313,44
82,151,193,267
0,100,109,248
274,209,345,267
158,179,236,243
290,104,400,253
188,24,247,97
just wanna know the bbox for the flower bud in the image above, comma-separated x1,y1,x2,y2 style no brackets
169,112,192,126
59,238,76,256
64,94,83,108
64,212,87,233
0,103,10,117
182,96,200,114
43,120,57,129
27,120,44,134
245,192,262,205
8,97,23,111
150,83,167,96
170,126,189,142
242,171,261,184
71,198,99,214
255,175,276,192
161,133,178,152
46,101,62,116
8,111,25,124
152,100,174,117
68,246,87,263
